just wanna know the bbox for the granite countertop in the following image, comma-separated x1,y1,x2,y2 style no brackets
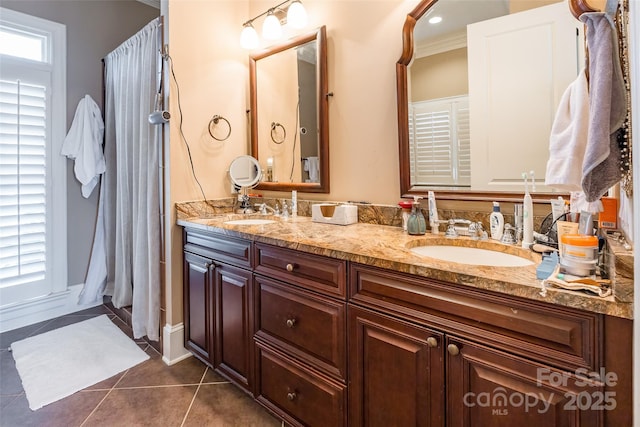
177,214,633,319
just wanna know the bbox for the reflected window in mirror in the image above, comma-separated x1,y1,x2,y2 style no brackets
250,26,329,193
398,0,583,199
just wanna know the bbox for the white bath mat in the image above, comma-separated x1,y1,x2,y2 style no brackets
10,314,149,410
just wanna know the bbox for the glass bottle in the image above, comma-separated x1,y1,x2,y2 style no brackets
407,199,426,235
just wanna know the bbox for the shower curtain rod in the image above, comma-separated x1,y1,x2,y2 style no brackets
101,15,164,63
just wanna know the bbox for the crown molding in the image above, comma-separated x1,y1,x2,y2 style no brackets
415,29,467,58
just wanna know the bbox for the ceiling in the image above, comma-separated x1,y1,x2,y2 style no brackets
413,0,509,42
136,0,160,9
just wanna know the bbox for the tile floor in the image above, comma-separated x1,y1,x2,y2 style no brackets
0,306,282,427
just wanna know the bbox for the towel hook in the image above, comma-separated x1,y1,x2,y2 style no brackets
270,122,286,144
208,115,231,141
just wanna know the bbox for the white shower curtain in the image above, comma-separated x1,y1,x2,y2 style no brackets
81,18,161,340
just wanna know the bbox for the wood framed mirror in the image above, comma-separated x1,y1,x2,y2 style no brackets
249,26,329,193
397,0,582,201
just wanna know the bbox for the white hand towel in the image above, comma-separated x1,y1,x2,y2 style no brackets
60,95,105,198
307,156,319,182
579,12,626,202
544,69,590,191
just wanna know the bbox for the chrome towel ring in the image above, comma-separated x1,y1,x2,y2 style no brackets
270,122,286,144
208,115,231,141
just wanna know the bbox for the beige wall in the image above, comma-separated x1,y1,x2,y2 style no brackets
166,0,417,325
509,0,559,13
411,48,468,101
167,0,251,324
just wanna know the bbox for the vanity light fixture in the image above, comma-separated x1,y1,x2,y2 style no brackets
240,0,308,49
428,16,443,24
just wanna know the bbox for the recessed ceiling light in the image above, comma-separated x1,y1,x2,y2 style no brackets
428,16,442,24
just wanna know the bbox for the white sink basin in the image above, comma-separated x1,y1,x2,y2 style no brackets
410,245,534,267
224,218,276,225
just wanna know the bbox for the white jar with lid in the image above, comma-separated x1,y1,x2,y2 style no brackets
559,234,599,277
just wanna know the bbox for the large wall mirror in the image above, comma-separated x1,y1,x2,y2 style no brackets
250,26,329,193
397,0,584,200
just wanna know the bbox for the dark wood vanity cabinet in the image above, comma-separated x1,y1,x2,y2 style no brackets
182,228,631,427
348,263,631,427
182,229,254,392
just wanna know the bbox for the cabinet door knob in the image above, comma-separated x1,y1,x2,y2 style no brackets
426,337,438,348
447,343,460,356
287,392,297,401
286,318,297,328
286,263,295,272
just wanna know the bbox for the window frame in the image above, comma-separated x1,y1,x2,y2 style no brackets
0,8,66,306
409,95,470,188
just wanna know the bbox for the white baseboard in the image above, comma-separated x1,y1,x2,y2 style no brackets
162,322,192,366
0,284,102,333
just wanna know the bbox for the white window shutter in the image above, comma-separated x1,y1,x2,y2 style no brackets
409,96,470,187
0,79,47,288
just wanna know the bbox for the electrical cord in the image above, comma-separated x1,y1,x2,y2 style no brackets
164,52,208,202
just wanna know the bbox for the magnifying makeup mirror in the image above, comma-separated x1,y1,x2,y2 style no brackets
229,155,262,213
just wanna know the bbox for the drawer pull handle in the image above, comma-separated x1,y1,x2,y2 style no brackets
286,318,297,328
426,337,438,348
286,263,295,272
287,392,297,401
447,343,460,356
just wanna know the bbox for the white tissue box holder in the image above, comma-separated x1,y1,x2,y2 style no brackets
311,204,358,225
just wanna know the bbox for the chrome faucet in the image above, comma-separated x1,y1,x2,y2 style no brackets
468,221,488,240
236,194,254,214
256,203,276,215
501,223,517,245
444,219,471,238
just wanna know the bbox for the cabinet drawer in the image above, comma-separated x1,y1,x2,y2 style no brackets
255,276,346,379
184,228,252,268
255,243,346,299
349,263,601,372
255,342,346,427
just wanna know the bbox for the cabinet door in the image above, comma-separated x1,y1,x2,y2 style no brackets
183,251,214,364
214,262,254,392
348,305,445,427
446,337,604,427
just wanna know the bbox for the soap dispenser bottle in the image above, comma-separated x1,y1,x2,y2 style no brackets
407,196,427,235
489,201,504,240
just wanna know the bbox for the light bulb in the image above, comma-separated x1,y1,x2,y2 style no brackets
287,1,308,29
240,23,259,49
262,11,282,40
